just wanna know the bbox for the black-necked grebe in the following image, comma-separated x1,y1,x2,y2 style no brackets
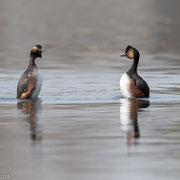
120,45,149,98
17,45,45,99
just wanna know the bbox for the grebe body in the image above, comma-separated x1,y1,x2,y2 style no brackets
120,46,149,98
17,45,45,99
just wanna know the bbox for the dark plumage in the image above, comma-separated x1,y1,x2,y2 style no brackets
120,45,150,98
17,45,45,99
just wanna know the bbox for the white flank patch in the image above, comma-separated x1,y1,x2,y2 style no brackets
119,73,132,98
32,70,43,98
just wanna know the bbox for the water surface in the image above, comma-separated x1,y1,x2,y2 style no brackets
0,0,180,180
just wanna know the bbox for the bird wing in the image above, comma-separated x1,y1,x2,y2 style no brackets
17,72,36,99
135,76,150,97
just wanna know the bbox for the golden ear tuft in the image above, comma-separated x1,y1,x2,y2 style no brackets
31,46,39,53
127,49,134,59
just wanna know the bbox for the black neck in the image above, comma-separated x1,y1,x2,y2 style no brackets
28,55,37,67
128,55,139,74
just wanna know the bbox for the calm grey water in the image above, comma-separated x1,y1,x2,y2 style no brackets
0,0,180,180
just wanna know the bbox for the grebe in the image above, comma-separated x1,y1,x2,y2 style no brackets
17,45,45,99
120,45,149,98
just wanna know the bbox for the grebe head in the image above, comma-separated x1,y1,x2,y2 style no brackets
30,45,45,58
121,45,140,60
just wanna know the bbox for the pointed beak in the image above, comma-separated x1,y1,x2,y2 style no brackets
41,49,46,53
120,54,126,57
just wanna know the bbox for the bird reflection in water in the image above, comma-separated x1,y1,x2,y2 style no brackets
17,99,42,141
119,98,149,146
